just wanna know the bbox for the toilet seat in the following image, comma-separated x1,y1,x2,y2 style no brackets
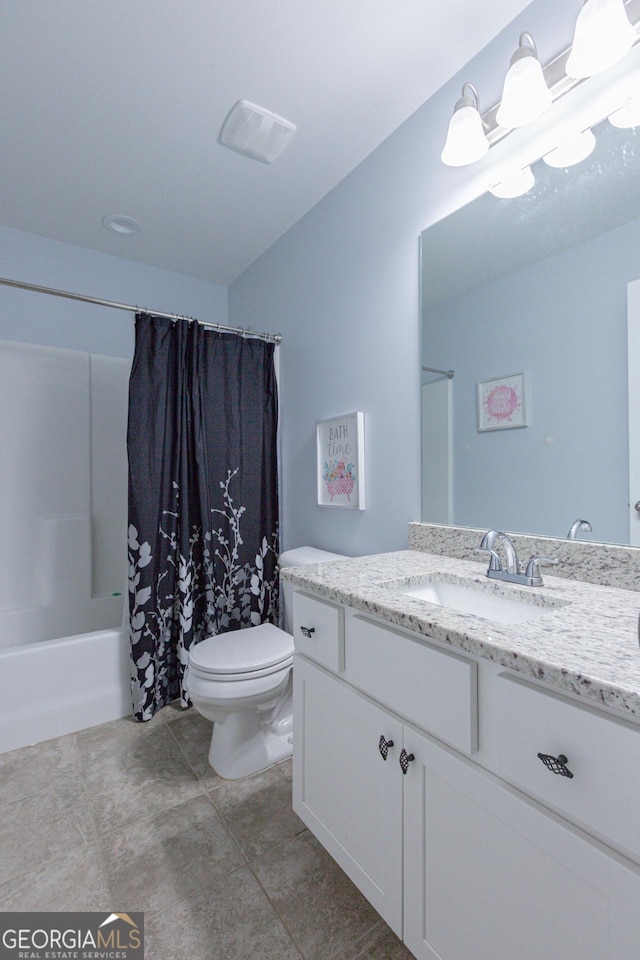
189,622,294,682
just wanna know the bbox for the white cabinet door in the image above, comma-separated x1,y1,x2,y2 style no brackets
293,656,404,936
403,730,640,960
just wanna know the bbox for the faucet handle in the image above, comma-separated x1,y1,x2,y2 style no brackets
475,547,502,571
525,556,558,580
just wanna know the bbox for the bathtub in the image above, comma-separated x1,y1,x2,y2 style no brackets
0,626,131,754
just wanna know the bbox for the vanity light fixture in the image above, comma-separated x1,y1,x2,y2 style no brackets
488,165,535,198
440,83,489,166
496,33,552,130
543,128,597,167
566,0,636,78
441,2,640,175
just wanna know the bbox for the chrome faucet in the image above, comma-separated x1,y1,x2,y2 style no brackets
567,518,592,539
477,529,520,574
476,529,558,587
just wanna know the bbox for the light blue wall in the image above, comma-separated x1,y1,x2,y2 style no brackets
229,0,570,555
0,225,228,358
0,0,577,558
426,215,637,544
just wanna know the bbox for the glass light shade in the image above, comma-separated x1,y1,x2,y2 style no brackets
489,166,535,198
609,95,640,126
441,104,489,166
543,128,597,167
496,53,552,130
566,0,636,78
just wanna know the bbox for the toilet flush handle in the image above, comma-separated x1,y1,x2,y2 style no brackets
300,626,315,638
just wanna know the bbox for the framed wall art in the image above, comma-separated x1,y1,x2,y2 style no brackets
316,411,365,509
477,372,528,432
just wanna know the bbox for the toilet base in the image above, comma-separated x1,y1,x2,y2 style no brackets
208,716,292,780
206,684,293,780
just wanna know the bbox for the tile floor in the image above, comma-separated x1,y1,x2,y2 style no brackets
0,705,413,960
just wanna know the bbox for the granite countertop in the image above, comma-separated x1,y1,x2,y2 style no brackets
281,550,640,721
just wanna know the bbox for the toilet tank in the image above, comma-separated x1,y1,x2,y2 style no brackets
279,546,346,634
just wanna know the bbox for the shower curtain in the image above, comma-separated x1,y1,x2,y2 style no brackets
127,314,279,721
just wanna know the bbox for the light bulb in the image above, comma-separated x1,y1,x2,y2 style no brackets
496,33,552,130
566,0,636,78
543,129,597,167
489,166,535,198
441,83,489,167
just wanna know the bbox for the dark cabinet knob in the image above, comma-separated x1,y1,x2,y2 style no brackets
537,752,574,778
300,626,315,638
378,735,394,760
399,748,415,774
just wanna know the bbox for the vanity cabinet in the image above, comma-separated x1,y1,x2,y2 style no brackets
292,590,640,960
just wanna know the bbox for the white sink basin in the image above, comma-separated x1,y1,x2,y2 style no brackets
397,578,563,625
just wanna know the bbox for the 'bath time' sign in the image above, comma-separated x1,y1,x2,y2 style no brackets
316,412,365,510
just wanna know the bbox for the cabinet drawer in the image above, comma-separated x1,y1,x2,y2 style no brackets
494,673,640,859
345,615,477,756
293,591,344,673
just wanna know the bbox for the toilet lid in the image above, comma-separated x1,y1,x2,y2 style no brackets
189,622,294,677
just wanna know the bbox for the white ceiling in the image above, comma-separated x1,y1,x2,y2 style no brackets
0,1,532,286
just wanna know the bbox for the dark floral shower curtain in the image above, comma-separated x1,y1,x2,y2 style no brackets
127,313,279,721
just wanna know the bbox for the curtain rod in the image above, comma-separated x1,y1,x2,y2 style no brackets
0,276,283,345
422,365,454,379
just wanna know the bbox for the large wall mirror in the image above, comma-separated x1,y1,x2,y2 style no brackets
420,117,640,547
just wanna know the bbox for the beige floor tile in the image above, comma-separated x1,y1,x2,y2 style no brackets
165,707,222,786
144,865,303,960
0,778,96,884
0,733,81,805
338,921,416,960
76,712,167,753
0,719,403,960
158,699,187,721
0,844,110,911
77,716,203,835
251,831,380,960
99,794,245,914
209,763,305,861
277,756,293,782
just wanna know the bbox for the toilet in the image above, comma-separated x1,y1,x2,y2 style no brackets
186,546,345,780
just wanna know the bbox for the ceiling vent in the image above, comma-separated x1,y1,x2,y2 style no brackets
220,100,296,164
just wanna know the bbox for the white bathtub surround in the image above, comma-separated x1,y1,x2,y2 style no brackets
408,521,640,591
0,339,131,754
0,340,130,648
281,549,640,721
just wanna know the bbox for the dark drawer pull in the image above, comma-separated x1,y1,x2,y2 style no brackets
300,626,315,638
537,752,574,778
378,736,394,760
399,748,415,775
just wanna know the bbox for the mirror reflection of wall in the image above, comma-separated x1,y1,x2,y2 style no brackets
420,119,640,546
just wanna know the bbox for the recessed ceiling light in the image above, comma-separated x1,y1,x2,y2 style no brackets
102,214,142,236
